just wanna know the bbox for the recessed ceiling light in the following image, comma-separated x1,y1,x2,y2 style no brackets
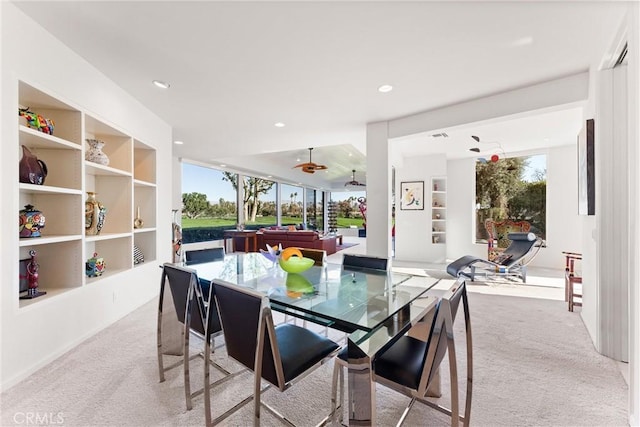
173,140,184,145
220,164,227,167
274,122,285,128
152,80,170,89
348,153,352,157
296,158,301,162
267,175,272,178
378,84,393,93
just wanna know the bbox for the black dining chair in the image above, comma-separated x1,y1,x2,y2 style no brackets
299,248,327,266
331,278,473,426
185,247,225,265
342,253,389,272
157,263,233,411
205,280,340,426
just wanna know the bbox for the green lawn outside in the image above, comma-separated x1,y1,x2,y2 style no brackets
336,218,365,228
181,216,364,229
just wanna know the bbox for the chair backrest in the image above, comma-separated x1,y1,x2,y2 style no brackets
299,248,326,266
185,247,225,265
418,279,468,394
484,219,531,248
161,263,221,338
161,263,196,327
212,280,282,388
500,232,538,266
342,254,388,272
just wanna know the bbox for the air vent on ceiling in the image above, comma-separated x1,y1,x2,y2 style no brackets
431,132,449,138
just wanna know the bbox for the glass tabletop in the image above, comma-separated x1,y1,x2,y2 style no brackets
194,252,438,333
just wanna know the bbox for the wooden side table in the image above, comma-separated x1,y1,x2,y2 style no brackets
223,230,258,253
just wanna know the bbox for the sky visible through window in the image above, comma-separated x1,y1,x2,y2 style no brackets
522,154,546,181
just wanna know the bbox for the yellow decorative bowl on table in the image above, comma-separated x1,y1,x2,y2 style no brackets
278,247,315,273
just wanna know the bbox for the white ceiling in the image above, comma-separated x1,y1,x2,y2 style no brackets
12,1,627,190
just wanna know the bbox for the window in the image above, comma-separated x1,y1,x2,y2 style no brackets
281,184,303,226
241,175,276,229
330,190,366,228
181,162,323,239
305,188,324,231
475,154,546,242
181,162,238,243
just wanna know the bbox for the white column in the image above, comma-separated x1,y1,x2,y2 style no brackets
595,66,629,362
627,3,640,424
237,173,245,226
366,121,392,258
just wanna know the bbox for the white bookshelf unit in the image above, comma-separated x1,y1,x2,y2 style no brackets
18,81,157,305
431,177,447,245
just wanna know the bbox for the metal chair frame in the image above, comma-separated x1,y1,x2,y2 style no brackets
157,263,237,411
447,233,544,283
206,280,340,427
331,279,473,426
563,251,583,311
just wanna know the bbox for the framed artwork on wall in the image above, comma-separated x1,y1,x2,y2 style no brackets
400,181,424,210
578,118,595,215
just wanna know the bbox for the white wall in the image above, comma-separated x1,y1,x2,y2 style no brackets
395,145,583,269
0,3,172,390
394,154,446,263
445,158,482,261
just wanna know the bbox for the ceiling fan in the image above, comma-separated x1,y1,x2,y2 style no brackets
293,147,328,174
345,169,366,187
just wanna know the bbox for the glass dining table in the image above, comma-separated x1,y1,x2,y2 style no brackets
193,252,440,426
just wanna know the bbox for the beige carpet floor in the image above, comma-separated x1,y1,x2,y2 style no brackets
0,272,628,427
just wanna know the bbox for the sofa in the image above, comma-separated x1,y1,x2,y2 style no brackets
256,230,337,255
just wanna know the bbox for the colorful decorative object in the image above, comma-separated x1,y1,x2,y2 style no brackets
86,252,106,277
85,192,106,235
19,107,55,134
133,206,144,229
278,247,314,273
85,139,110,166
19,250,47,300
19,145,48,185
172,209,182,263
19,204,45,237
260,243,283,266
357,197,367,229
491,154,500,162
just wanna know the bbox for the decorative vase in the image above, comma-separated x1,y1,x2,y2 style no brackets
85,192,107,235
19,145,48,185
133,206,144,229
86,252,106,277
19,204,46,237
85,139,110,166
19,250,47,299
